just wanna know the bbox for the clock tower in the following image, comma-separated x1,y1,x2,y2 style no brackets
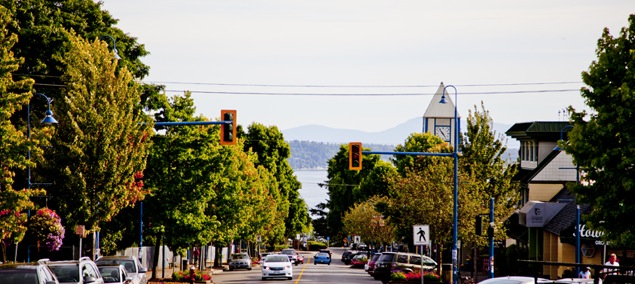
423,82,460,148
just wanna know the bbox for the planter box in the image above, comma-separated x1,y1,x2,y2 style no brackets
148,281,212,284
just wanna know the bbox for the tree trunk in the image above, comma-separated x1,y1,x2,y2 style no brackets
151,235,161,280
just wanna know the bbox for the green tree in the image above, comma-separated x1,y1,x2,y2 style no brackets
242,123,310,243
341,196,395,248
325,144,382,243
566,14,635,246
43,32,153,236
460,103,520,246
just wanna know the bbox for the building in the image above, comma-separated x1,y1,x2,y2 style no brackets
506,121,613,279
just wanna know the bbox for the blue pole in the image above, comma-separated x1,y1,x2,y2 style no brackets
489,198,495,278
442,85,460,284
576,205,581,276
139,201,143,264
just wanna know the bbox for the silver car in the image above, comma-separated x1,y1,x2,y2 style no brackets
228,253,252,271
95,256,146,284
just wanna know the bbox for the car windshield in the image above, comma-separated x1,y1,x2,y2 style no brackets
98,267,121,283
265,255,289,262
232,254,249,259
50,265,79,283
316,253,328,257
96,259,136,273
377,253,395,262
280,249,295,255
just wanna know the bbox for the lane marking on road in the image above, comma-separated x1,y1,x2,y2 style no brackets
294,257,309,284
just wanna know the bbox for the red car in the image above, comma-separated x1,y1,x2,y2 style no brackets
350,254,368,268
367,253,381,276
296,253,305,264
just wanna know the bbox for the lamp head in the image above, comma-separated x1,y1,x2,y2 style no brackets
113,47,121,60
439,94,448,104
41,109,58,124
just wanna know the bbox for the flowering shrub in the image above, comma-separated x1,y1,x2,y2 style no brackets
28,208,65,251
172,269,212,282
390,271,441,282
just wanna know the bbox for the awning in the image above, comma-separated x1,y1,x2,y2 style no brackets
519,201,566,227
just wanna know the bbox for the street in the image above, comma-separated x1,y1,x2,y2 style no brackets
211,248,378,284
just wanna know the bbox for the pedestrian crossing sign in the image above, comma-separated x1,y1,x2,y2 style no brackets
413,225,430,245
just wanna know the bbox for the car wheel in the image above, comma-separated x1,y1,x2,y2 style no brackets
229,268,234,271
287,277,292,280
262,277,267,280
248,267,252,271
314,262,316,265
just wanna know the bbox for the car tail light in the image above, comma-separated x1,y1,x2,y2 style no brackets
391,263,397,270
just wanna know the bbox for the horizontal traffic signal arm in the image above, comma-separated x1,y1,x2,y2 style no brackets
154,121,230,126
363,150,454,157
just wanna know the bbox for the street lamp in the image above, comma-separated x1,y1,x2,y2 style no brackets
440,85,459,284
99,35,121,60
26,93,58,262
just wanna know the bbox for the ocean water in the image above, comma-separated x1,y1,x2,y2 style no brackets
295,170,329,211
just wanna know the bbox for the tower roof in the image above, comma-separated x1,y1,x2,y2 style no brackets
423,82,457,118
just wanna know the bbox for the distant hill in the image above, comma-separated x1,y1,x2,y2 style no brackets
282,117,519,147
283,117,519,170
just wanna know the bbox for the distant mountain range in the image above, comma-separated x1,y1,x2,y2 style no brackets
283,117,519,147
282,117,519,170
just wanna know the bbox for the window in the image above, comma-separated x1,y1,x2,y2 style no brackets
410,255,421,265
397,254,408,264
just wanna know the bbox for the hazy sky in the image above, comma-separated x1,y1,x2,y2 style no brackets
100,1,633,132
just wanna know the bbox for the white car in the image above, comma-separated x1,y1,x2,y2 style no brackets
261,254,293,280
478,276,550,284
95,256,147,284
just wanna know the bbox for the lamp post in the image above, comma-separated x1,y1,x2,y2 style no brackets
99,35,121,60
26,93,58,262
555,124,582,274
440,85,459,284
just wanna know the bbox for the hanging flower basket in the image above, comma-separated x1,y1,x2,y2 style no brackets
28,208,65,252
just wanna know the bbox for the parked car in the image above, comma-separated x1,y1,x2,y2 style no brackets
228,253,252,271
314,252,331,265
366,253,382,276
261,254,293,280
350,253,368,268
372,252,437,283
97,264,134,284
296,253,305,265
342,251,357,265
259,252,273,265
280,248,298,265
46,256,105,284
95,255,147,284
0,258,59,284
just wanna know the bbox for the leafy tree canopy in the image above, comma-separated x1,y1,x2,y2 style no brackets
567,14,635,247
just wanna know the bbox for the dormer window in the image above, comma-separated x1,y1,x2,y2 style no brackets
521,140,538,162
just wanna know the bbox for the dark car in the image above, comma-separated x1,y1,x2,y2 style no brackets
0,258,59,284
373,252,437,283
341,251,356,265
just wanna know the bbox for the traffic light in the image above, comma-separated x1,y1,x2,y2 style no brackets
220,109,237,145
348,142,362,170
475,215,484,236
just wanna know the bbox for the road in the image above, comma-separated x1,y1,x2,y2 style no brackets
211,247,378,284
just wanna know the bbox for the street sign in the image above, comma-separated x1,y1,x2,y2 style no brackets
354,235,361,244
413,225,430,245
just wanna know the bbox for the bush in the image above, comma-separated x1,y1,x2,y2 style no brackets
171,269,212,282
307,241,327,250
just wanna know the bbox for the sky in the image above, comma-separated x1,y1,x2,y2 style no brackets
100,0,634,133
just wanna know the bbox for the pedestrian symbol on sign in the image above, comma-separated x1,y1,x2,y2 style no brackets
413,225,429,245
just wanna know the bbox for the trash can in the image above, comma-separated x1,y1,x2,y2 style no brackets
442,264,453,284
182,259,188,270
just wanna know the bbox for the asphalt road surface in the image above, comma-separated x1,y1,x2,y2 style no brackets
211,247,379,284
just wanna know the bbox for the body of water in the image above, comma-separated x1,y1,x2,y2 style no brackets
295,170,328,212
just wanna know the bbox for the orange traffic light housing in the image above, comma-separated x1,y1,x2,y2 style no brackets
349,142,362,170
220,109,237,145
